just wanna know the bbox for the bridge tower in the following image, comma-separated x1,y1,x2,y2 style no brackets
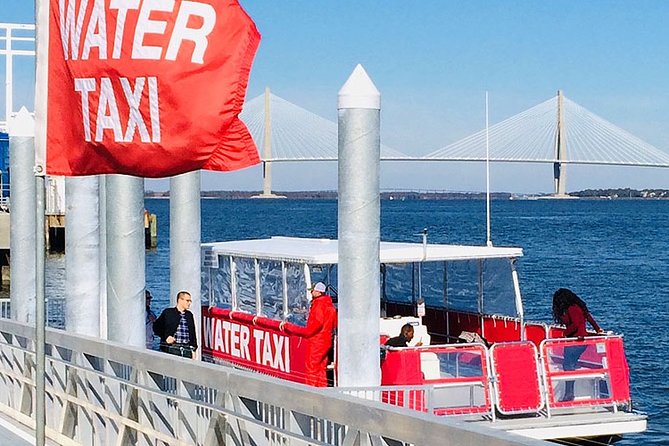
257,88,284,198
553,90,568,196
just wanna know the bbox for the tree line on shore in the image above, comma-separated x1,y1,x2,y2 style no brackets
144,188,669,200
570,188,669,198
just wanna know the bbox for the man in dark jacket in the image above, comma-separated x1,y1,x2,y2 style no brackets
153,291,198,358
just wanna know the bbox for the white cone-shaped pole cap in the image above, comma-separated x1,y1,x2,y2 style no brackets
338,64,380,110
9,107,35,137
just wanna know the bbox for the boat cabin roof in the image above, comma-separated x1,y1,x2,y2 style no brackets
202,237,523,265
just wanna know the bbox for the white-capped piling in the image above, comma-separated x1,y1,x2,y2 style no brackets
337,65,381,387
9,107,36,324
170,171,201,352
106,175,145,346
65,176,100,336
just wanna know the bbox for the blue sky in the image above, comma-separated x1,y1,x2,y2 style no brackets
1,0,668,193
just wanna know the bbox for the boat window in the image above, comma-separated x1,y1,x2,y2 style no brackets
383,263,414,304
438,351,484,378
310,264,337,295
421,261,446,308
259,260,283,319
234,257,256,314
212,255,232,309
286,262,309,326
482,258,517,317
201,267,212,306
446,260,479,313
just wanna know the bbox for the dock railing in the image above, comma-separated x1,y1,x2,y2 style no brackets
0,317,548,446
0,298,64,328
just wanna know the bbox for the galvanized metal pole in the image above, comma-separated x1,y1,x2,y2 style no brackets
4,27,12,123
106,175,145,346
34,173,45,446
337,65,381,387
9,108,36,323
34,1,49,442
99,175,107,339
170,171,201,355
65,177,100,336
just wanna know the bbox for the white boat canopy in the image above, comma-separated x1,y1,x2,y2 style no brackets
202,236,523,265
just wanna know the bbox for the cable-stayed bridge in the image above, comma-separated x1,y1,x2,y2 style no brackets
2,22,668,195
240,90,410,161
241,90,669,196
423,94,669,167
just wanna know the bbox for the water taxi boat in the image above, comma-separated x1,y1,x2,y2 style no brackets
200,236,646,444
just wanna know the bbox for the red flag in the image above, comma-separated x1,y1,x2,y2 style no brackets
44,0,260,177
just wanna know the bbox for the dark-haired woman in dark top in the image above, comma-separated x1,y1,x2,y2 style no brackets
552,288,605,401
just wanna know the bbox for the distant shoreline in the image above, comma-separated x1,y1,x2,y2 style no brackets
145,188,669,200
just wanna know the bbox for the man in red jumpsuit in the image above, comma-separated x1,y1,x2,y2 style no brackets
283,282,337,387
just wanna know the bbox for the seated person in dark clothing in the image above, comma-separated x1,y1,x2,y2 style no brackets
385,323,423,347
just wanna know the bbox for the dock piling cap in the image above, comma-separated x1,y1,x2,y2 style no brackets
8,107,35,137
338,64,380,110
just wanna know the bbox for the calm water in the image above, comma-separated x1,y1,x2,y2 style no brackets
52,198,669,444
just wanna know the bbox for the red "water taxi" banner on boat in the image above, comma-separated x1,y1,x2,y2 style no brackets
201,306,310,384
43,0,260,177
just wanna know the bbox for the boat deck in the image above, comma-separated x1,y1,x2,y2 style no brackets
477,407,646,440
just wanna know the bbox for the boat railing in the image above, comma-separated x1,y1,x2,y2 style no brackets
481,314,522,343
490,341,544,415
540,336,631,416
366,335,633,421
337,382,494,419
388,304,553,347
202,305,312,383
522,321,551,345
381,343,494,417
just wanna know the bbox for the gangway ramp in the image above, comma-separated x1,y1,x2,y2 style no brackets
0,318,547,445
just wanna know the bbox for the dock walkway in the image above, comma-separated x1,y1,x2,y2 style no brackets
0,411,37,445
